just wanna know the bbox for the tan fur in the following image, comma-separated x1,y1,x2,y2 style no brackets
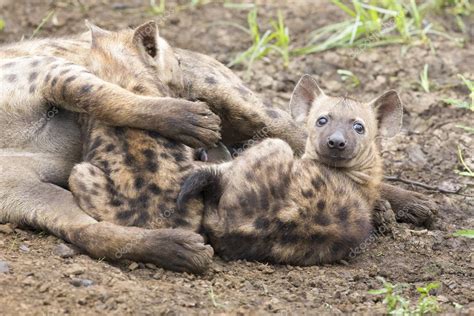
178,75,403,265
69,24,204,231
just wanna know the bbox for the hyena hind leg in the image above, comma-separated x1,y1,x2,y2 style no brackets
69,162,117,223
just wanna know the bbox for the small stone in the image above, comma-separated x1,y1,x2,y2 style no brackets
128,262,139,271
38,283,50,293
0,224,14,234
0,261,9,273
19,244,30,253
65,264,85,276
70,278,94,287
53,243,78,258
145,263,157,270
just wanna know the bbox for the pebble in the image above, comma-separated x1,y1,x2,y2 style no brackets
66,264,85,276
70,278,94,287
0,224,14,234
0,261,9,273
19,244,30,253
53,243,78,258
128,262,139,271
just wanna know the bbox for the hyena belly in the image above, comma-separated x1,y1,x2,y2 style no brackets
70,119,204,231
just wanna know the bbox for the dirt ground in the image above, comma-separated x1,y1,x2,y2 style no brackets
0,0,473,314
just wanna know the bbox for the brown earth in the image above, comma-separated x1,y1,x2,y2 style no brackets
0,0,472,314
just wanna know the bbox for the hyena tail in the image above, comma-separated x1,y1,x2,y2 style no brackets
177,167,222,213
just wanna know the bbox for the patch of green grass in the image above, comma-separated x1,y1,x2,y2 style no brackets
30,10,55,39
0,19,5,31
293,0,465,56
453,229,474,238
443,75,474,110
228,9,291,70
455,145,473,177
369,277,441,315
337,69,361,88
149,0,166,14
419,64,431,93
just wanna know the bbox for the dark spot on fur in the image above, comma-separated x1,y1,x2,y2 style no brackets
159,152,169,159
172,150,186,162
254,217,270,230
173,218,190,228
133,84,146,93
313,211,331,226
312,177,325,190
317,200,325,211
29,84,36,94
149,183,161,195
146,161,158,173
2,61,16,68
301,189,314,198
105,144,116,152
142,149,156,160
30,60,40,67
338,206,349,222
80,84,93,94
116,209,134,221
205,76,217,84
124,154,135,166
51,77,58,87
89,137,103,151
5,74,17,82
45,73,51,83
28,72,38,82
134,177,145,190
89,167,97,176
265,109,280,119
65,75,77,84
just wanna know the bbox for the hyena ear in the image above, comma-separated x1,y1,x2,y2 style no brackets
289,75,325,123
85,20,110,46
133,21,160,58
369,90,403,137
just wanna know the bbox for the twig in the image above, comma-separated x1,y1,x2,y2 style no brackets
384,175,461,194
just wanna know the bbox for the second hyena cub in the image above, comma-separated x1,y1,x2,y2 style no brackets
69,22,205,232
178,75,403,265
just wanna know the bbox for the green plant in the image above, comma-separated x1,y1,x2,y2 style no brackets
0,19,5,31
149,0,166,14
419,64,431,92
228,9,291,70
369,277,442,315
368,277,410,314
30,10,55,39
456,145,474,177
443,75,474,110
415,282,441,314
453,229,474,238
337,69,361,88
293,0,464,56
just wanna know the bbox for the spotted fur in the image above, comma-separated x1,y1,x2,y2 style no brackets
68,23,204,231
178,75,404,265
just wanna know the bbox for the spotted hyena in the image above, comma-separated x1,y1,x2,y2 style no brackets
0,20,437,273
69,22,205,234
178,75,424,264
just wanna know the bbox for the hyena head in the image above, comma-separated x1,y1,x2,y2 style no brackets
85,21,184,96
289,75,403,169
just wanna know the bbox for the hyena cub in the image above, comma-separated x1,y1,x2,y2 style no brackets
69,22,205,231
178,75,403,265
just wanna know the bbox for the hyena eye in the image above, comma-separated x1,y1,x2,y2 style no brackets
353,122,365,134
316,116,328,127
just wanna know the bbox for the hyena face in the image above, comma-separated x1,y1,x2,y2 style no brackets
290,75,403,168
86,21,184,97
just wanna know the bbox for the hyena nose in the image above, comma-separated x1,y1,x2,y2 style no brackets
327,132,346,150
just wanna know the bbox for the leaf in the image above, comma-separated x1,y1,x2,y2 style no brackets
368,288,388,295
453,229,474,238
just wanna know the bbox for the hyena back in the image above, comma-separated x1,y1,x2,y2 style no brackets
178,75,403,265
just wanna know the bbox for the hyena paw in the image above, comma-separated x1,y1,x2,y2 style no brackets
392,191,437,228
372,199,396,234
145,229,213,274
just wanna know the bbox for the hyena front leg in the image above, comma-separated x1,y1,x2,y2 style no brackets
177,49,306,154
0,154,213,273
1,56,220,148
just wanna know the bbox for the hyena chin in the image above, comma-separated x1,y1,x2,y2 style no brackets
178,74,403,265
